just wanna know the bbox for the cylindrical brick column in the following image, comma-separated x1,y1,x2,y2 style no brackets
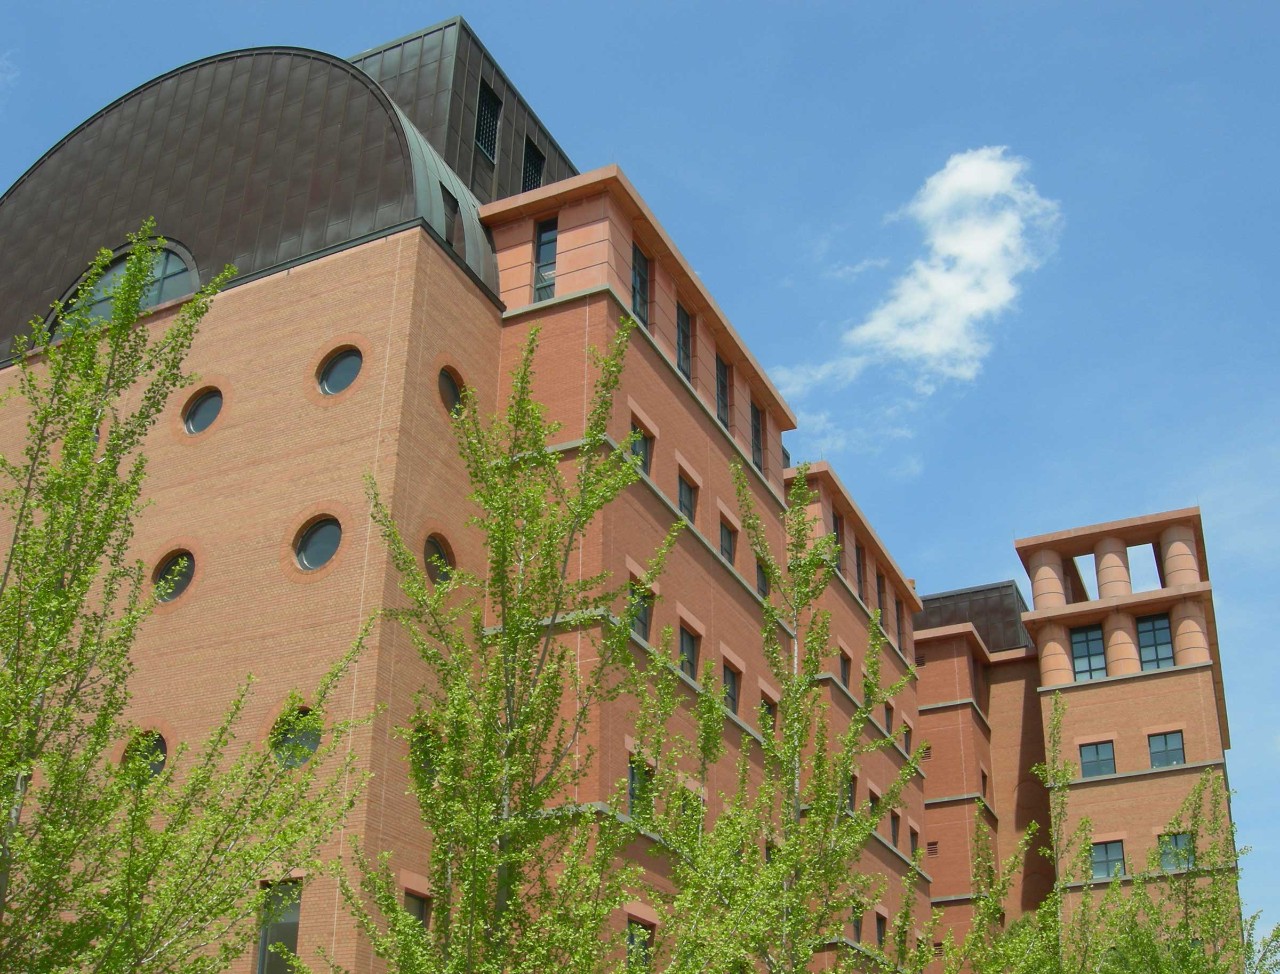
1103,611,1140,675
1039,622,1073,686
1161,525,1200,586
1029,549,1067,609
1170,601,1210,665
1094,537,1132,599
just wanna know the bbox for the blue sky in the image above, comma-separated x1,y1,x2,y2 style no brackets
2,0,1276,931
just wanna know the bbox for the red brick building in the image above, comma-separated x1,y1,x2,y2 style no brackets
0,16,1232,973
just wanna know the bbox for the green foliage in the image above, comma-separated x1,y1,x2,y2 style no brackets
344,318,674,974
0,225,361,974
632,463,933,974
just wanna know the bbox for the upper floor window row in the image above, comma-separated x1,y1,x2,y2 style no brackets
1070,624,1107,681
70,245,198,327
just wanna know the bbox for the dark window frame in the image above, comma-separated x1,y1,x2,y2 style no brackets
1091,840,1125,880
1080,740,1116,778
676,303,693,379
534,218,557,301
678,626,699,680
1149,730,1185,768
677,474,697,522
630,422,653,476
1137,613,1175,670
723,663,740,714
631,244,650,326
750,401,764,470
715,354,731,428
719,521,737,564
1070,624,1108,681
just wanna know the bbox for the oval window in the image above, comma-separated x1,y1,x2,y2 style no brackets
271,707,320,768
125,731,168,778
183,388,223,434
424,535,455,584
318,348,362,395
296,518,342,571
438,368,462,414
155,551,195,602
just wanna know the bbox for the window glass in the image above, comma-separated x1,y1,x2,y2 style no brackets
631,244,650,326
756,560,770,598
832,513,845,574
155,550,195,602
891,811,901,846
627,758,652,818
318,348,362,395
839,654,851,687
1137,613,1175,670
183,388,223,434
424,535,455,584
79,247,196,323
750,402,764,470
438,368,462,414
1149,731,1185,768
719,522,736,564
723,664,740,714
1070,625,1108,681
762,697,777,732
1080,741,1116,778
1160,832,1194,872
676,304,692,379
534,219,557,301
296,518,341,571
257,881,301,974
1091,840,1125,880
678,626,699,679
876,914,887,947
715,355,731,427
677,475,697,521
405,892,431,929
626,919,654,972
630,585,653,642
854,544,866,600
475,81,501,161
271,708,320,769
125,730,168,778
630,423,653,475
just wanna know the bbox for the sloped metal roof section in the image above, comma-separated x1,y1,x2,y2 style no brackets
0,46,497,357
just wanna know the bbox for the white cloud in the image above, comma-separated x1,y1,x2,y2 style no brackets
828,256,890,281
771,355,869,399
847,146,1060,380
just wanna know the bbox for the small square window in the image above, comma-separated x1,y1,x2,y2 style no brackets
1137,613,1175,670
626,919,654,971
715,355,731,428
632,244,650,327
1070,625,1108,681
678,626,699,680
475,80,501,162
756,560,770,598
521,137,545,193
1149,731,1185,768
1160,832,1195,872
1091,840,1125,880
405,892,431,929
630,422,653,476
1080,741,1116,778
630,584,654,642
723,663,740,714
676,304,693,380
719,521,737,564
750,402,765,471
678,474,697,522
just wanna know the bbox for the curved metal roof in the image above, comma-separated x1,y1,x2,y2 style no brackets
0,46,497,357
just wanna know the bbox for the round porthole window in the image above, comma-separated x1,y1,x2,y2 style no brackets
318,348,362,395
296,517,342,571
270,707,321,768
183,388,223,434
438,367,462,414
155,551,195,602
424,534,455,584
125,730,168,778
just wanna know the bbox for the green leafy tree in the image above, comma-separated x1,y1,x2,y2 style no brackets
630,463,934,974
338,319,674,974
0,226,361,974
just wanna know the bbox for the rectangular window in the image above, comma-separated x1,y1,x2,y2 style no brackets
719,521,737,564
876,572,886,612
678,626,699,680
533,218,557,301
1091,840,1125,880
715,355,731,427
1070,624,1108,681
875,914,887,947
891,811,901,846
852,912,862,942
521,137,545,192
980,770,989,798
628,758,653,818
903,724,913,753
405,892,431,929
475,80,501,161
910,828,920,856
750,401,764,471
762,697,777,732
1137,613,1175,670
677,474,697,522
626,920,654,972
846,774,857,813
832,513,846,575
723,663,740,714
854,543,866,600
257,882,301,974
676,304,692,379
630,423,653,476
839,653,851,687
756,560,770,598
1149,731,1185,768
631,244,650,326
884,702,894,732
1160,832,1194,872
630,585,653,642
781,444,791,469
868,791,881,817
1079,741,1116,778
